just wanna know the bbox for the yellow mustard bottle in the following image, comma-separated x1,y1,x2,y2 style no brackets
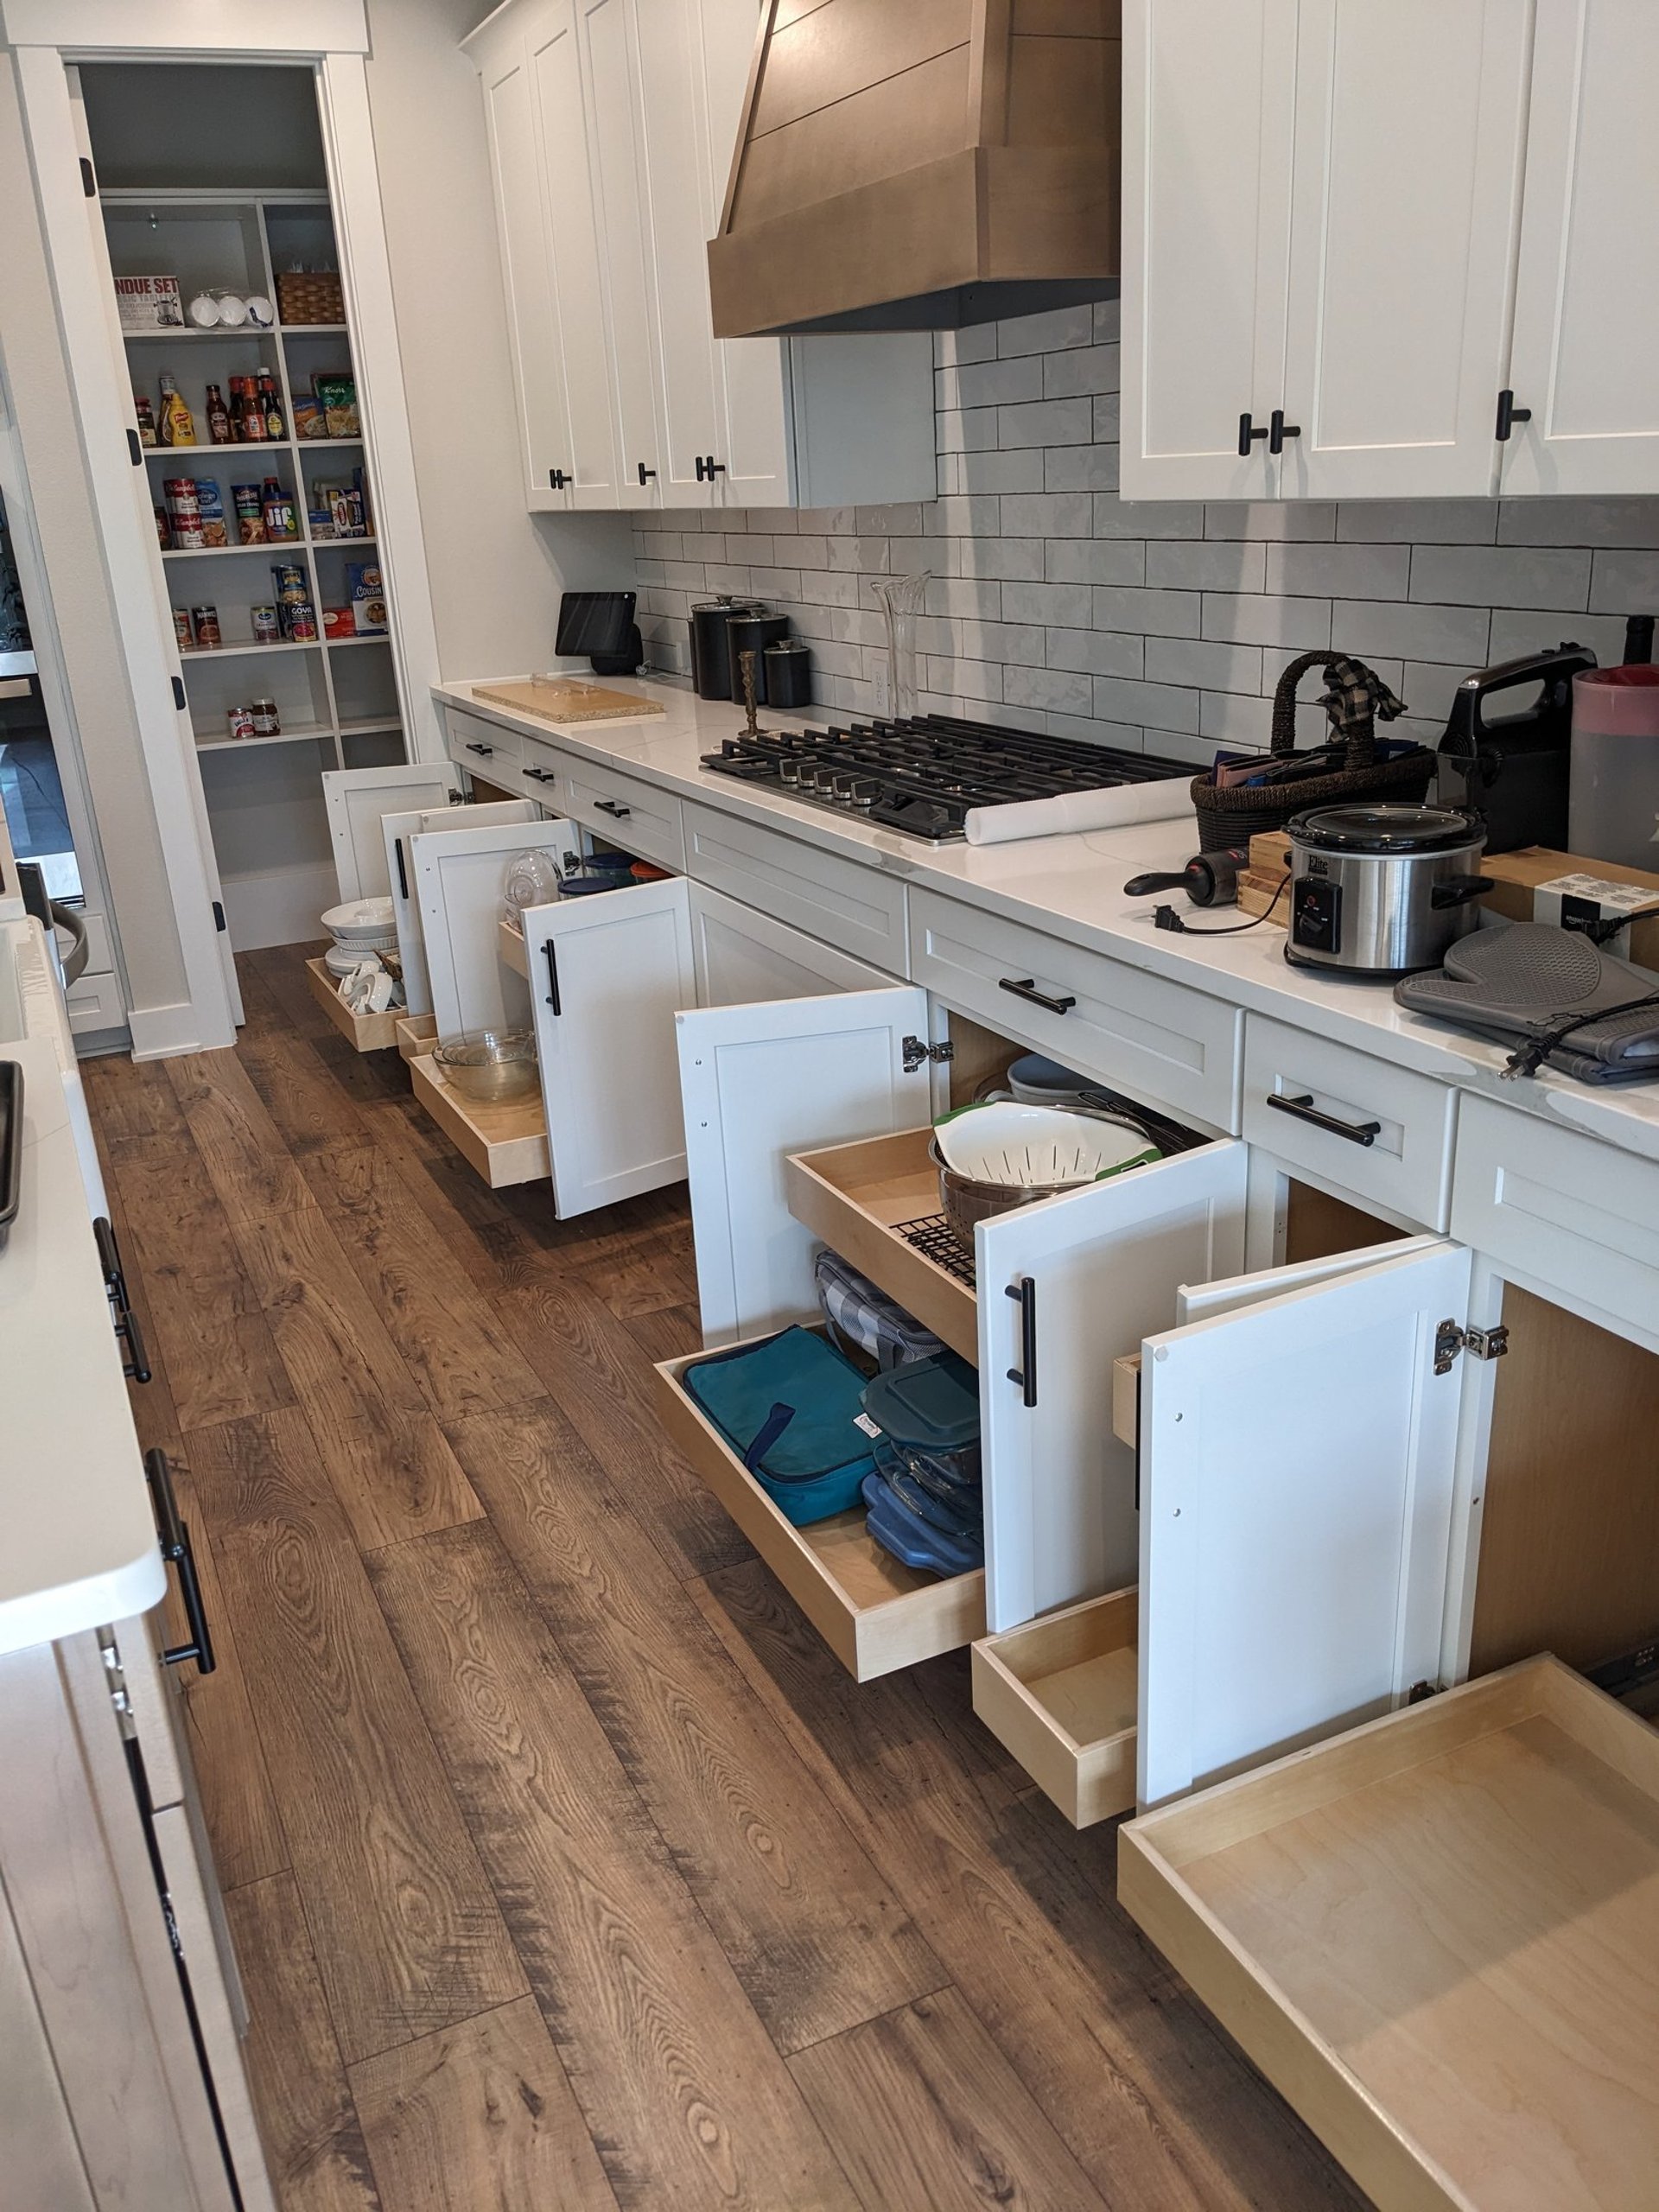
157,372,196,448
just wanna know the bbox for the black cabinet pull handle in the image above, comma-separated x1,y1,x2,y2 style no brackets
524,765,556,784
998,976,1077,1015
1238,411,1269,457
548,467,569,490
592,798,632,819
466,741,494,756
637,461,657,485
143,1450,215,1675
1265,1090,1381,1147
394,836,408,902
1005,1278,1037,1408
695,454,727,481
1495,389,1532,441
543,936,561,1018
94,1217,151,1383
1268,408,1300,454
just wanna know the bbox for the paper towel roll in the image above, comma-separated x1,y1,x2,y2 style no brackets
963,779,1193,846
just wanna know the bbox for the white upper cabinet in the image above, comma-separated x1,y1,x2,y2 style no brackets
1503,0,1659,495
1122,0,1654,502
466,0,933,511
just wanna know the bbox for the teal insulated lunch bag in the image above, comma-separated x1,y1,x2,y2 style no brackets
683,1325,879,1526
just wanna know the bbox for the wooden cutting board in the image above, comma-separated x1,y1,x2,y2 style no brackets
470,677,665,725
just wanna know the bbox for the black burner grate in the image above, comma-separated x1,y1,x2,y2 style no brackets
898,1213,976,1287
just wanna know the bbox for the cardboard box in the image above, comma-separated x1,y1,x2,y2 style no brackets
114,274,182,328
1482,847,1659,968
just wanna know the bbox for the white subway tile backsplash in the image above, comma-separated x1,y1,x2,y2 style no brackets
635,303,1659,758
1410,544,1590,612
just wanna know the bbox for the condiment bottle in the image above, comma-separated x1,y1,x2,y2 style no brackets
156,372,196,447
133,393,156,448
204,383,232,445
258,372,285,441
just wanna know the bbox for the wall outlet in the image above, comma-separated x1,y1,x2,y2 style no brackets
869,655,892,719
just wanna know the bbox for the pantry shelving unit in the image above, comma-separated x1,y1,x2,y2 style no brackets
103,178,409,948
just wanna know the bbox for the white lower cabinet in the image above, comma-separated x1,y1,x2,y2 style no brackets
411,810,580,1041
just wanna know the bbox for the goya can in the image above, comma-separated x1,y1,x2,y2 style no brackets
285,597,319,643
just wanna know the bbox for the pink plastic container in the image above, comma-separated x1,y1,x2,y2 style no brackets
1570,665,1659,869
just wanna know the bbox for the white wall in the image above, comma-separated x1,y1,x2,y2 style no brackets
363,0,635,682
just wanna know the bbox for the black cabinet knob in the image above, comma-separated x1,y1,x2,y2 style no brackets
1495,389,1533,441
1238,411,1269,457
695,454,727,482
1268,408,1300,454
637,461,658,486
548,467,569,490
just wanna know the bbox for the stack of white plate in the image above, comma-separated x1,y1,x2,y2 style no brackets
321,897,398,959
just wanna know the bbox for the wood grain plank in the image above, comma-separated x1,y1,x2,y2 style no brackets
499,1270,749,1581
166,1047,319,1223
622,1301,705,1365
442,1403,945,2054
351,1999,618,2212
366,1522,857,2212
81,1048,192,1147
225,1873,383,2212
113,1138,296,1433
299,1143,548,1423
232,1205,484,1549
691,1561,1363,2212
198,1412,528,2062
234,986,377,1162
790,1986,1109,2212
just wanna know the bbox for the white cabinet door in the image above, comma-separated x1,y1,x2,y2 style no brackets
677,983,931,1345
321,761,461,904
411,815,577,1040
382,798,537,1018
1120,0,1299,500
474,5,575,512
1503,0,1659,495
529,0,626,508
688,881,894,1007
1278,0,1531,499
978,1141,1249,1636
524,876,697,1217
579,0,662,505
1138,1238,1471,1809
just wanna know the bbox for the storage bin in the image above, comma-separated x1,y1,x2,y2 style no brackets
680,1325,878,1526
815,1248,944,1370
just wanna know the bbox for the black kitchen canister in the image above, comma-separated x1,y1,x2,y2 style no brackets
726,612,791,702
762,637,813,709
689,594,766,699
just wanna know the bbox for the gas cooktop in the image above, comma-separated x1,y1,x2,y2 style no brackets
699,712,1192,842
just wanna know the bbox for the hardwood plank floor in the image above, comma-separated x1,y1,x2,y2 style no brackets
90,945,1363,2212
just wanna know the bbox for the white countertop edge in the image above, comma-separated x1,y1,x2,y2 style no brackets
0,1546,166,1660
434,676,1659,1166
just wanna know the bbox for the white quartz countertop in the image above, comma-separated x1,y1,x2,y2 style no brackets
0,1032,163,1655
435,674,1659,1163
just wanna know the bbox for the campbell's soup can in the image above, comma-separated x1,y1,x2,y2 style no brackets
191,605,221,650
162,476,200,515
226,706,255,741
251,604,280,643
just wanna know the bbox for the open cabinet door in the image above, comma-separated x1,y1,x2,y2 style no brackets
411,814,577,1039
322,762,461,903
1138,1238,1472,1809
381,798,538,1017
677,982,931,1345
523,876,696,1217
978,1141,1249,1636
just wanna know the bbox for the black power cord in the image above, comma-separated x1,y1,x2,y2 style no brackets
1152,871,1291,937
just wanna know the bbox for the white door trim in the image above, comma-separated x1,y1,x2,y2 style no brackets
0,1,368,50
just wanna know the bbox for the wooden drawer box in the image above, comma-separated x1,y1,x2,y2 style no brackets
908,889,1242,1133
784,1126,975,1362
684,802,907,976
1243,1014,1457,1230
1120,1656,1659,2212
305,955,400,1052
971,1588,1138,1828
409,1053,548,1189
652,1346,985,1681
563,756,685,872
1451,1094,1659,1354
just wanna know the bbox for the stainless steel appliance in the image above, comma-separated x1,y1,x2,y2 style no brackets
700,712,1191,843
1284,804,1491,977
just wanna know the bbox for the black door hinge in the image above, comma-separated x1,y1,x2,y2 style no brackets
212,900,226,932
1407,1679,1445,1705
79,156,96,198
171,676,186,710
128,428,143,467
901,1035,954,1073
1434,1319,1510,1375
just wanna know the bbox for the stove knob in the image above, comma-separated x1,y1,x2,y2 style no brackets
849,778,880,809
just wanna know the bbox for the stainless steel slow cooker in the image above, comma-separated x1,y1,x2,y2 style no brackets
1283,804,1491,976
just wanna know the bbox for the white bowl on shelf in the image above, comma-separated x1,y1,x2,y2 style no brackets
321,896,397,955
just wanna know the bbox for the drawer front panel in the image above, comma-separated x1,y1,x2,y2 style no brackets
66,971,126,1035
444,705,523,777
908,890,1242,1131
683,803,906,974
563,757,685,871
1452,1094,1659,1350
1243,1015,1456,1230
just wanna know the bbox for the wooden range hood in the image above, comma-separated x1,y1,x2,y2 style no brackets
707,0,1122,337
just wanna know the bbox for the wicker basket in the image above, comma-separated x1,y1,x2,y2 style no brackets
1192,650,1434,850
275,269,344,326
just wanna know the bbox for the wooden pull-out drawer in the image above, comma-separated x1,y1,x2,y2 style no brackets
306,956,401,1053
562,757,685,872
1243,1014,1456,1230
1121,1656,1659,2212
409,1054,548,1189
394,1012,438,1063
684,802,908,976
652,1347,985,1681
785,1126,976,1362
909,888,1242,1133
971,1587,1138,1828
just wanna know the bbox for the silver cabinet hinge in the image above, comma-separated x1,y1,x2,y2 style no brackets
902,1035,954,1073
1434,1319,1510,1375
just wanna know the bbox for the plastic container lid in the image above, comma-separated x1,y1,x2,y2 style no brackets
861,1350,979,1452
